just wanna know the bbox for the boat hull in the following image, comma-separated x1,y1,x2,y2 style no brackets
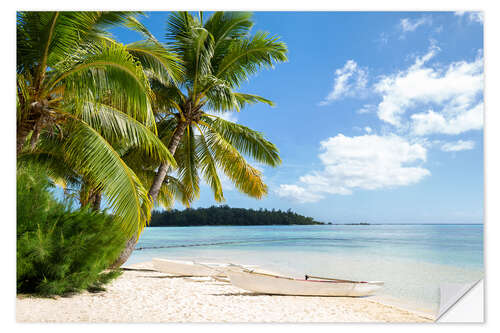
152,258,226,276
226,270,384,297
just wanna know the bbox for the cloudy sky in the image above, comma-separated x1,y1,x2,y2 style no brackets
114,11,484,223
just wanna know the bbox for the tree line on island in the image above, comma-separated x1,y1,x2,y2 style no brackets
150,205,323,226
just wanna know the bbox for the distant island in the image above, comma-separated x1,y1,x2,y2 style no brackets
150,205,322,226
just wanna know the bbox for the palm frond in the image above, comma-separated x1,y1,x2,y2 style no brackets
126,39,184,84
134,169,193,209
166,12,214,93
165,11,201,47
17,73,32,124
203,126,267,199
174,125,200,202
200,116,281,167
123,15,158,42
159,175,193,208
199,75,237,111
17,11,143,74
196,128,224,202
17,150,80,190
47,41,155,128
234,92,274,109
61,121,153,236
150,79,186,115
215,31,288,87
204,12,253,68
75,102,177,168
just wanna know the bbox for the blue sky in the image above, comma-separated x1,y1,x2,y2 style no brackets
112,11,484,224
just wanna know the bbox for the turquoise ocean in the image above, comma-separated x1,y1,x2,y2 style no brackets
126,224,483,315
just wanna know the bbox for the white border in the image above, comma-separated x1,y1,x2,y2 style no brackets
3,0,498,331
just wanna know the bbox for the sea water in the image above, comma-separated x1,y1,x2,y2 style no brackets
125,224,483,315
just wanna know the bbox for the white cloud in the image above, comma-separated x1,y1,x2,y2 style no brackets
357,104,376,114
276,184,324,203
319,60,368,105
373,43,483,134
455,11,484,24
277,134,430,203
364,126,372,133
208,111,238,123
375,32,389,45
469,12,484,23
399,16,432,33
411,102,483,135
441,140,475,152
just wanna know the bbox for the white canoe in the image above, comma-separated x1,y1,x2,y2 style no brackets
226,269,384,297
152,258,229,276
152,258,258,277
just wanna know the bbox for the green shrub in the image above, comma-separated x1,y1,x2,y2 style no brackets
17,165,127,296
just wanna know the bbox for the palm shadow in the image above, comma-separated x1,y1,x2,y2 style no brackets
121,268,157,272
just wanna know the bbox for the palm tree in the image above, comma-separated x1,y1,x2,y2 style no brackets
16,11,181,236
147,11,288,203
112,11,288,266
18,12,149,152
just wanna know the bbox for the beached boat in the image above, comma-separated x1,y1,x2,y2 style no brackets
152,258,259,277
226,269,384,297
152,258,230,276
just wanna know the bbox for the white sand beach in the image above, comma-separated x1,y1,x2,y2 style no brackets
16,261,433,323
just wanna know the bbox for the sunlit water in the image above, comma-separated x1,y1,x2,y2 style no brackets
126,224,483,315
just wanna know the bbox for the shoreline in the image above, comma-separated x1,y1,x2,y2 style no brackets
16,261,433,323
366,295,436,321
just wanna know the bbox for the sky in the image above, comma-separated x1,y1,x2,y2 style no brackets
111,11,484,224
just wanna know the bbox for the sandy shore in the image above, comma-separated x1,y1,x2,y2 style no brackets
16,261,433,323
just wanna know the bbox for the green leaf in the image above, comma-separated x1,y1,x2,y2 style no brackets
47,41,155,129
200,116,281,167
61,121,153,237
78,102,177,168
126,39,184,84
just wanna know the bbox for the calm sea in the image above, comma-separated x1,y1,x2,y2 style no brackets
126,224,483,315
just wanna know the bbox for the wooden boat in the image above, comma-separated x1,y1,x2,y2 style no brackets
152,258,258,277
225,269,384,297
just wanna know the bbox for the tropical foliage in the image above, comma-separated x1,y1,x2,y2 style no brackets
17,164,126,296
16,11,180,236
16,11,288,269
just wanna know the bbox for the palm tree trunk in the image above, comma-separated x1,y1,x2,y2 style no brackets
17,122,34,154
17,101,45,154
91,192,102,211
149,120,188,202
112,234,138,268
111,120,188,268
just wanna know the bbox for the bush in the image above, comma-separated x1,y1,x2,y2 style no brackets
17,165,127,296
